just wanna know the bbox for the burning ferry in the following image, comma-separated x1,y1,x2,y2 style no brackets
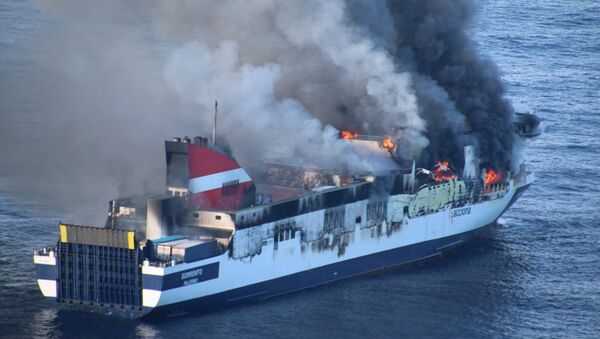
33,115,539,318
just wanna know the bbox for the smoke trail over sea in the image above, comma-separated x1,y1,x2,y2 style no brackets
0,0,516,222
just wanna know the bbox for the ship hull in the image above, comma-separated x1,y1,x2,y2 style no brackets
143,219,495,318
34,220,494,319
35,181,531,319
146,183,530,318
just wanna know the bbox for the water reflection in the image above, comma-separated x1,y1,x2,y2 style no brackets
136,323,160,339
29,307,60,339
51,309,139,339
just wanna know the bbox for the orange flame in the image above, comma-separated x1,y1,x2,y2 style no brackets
340,130,359,140
485,168,503,185
433,161,458,182
382,136,395,150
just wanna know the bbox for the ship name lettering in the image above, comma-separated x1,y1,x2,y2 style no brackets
181,268,203,280
183,278,198,286
450,207,471,219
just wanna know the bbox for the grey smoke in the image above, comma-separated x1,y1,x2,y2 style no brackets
162,40,366,172
0,0,516,224
385,0,515,168
155,0,429,165
153,0,514,168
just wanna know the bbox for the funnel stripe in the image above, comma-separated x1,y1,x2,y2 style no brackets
189,168,251,193
188,144,240,178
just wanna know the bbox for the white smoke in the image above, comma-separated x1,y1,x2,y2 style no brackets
155,0,431,167
273,1,424,133
163,40,368,172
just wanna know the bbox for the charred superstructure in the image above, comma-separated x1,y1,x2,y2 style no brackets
34,116,539,318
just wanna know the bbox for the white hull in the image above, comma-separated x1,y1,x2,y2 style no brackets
141,175,533,313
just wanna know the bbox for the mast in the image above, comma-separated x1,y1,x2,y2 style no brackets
212,100,218,146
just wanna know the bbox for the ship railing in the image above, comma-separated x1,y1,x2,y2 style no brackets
483,182,510,194
144,258,185,268
514,169,534,187
266,161,410,177
34,246,57,257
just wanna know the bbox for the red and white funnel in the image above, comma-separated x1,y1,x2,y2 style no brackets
188,143,255,210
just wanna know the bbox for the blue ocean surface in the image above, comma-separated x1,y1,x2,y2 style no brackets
0,1,599,338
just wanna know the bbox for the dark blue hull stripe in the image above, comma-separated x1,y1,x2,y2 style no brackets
35,264,58,280
144,262,220,291
143,222,495,318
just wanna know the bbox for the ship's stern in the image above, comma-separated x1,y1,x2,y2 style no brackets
33,248,58,299
32,224,153,318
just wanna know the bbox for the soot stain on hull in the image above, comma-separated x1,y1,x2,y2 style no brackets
143,223,496,320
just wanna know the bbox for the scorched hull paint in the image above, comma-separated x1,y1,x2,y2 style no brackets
143,220,495,319
140,183,530,318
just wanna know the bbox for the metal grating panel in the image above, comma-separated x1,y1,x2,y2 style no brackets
57,241,142,309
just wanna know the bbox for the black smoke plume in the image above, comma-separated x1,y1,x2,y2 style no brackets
385,0,515,169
